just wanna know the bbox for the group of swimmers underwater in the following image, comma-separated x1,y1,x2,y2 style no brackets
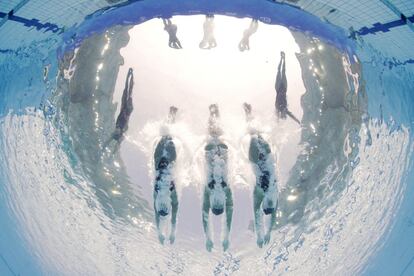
109,51,300,252
152,103,277,252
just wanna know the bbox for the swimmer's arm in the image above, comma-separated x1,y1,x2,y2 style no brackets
169,190,178,244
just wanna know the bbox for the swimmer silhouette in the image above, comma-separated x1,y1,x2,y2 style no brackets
162,18,182,49
243,103,278,248
103,68,134,151
202,104,233,252
113,68,134,141
153,106,179,245
199,15,217,50
275,52,301,125
239,19,258,52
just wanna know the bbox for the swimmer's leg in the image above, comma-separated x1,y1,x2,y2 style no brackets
251,19,259,32
168,106,178,123
154,192,165,244
254,185,265,248
286,109,301,125
238,40,245,52
223,187,233,251
202,188,213,251
275,53,285,93
264,207,277,245
209,104,219,117
176,39,182,49
169,189,178,244
243,102,252,122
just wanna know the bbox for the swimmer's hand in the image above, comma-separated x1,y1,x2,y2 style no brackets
158,233,165,245
206,239,214,252
264,233,271,245
169,233,175,244
256,236,264,248
222,239,229,251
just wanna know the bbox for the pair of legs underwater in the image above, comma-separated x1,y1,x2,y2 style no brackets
239,19,258,52
275,51,301,125
163,18,182,49
199,15,217,50
104,68,134,152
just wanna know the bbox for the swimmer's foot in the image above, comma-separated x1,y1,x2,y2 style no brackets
243,103,252,116
169,106,178,115
209,104,219,117
158,233,165,245
169,233,176,244
264,233,271,245
222,239,229,251
256,236,264,248
206,239,214,252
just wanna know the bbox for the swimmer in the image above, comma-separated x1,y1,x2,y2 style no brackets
112,68,134,141
163,18,182,49
243,103,278,248
103,68,134,151
275,51,301,125
202,104,233,252
239,19,258,52
199,15,217,50
153,106,179,244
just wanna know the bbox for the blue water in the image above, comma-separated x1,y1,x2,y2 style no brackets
1,1,414,275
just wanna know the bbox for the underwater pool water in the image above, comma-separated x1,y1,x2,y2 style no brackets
0,1,414,275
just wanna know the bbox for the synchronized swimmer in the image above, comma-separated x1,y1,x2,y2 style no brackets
153,106,179,245
162,18,182,49
275,51,301,125
243,103,278,247
202,104,233,252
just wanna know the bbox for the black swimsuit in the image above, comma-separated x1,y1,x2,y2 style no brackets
208,178,227,190
155,173,175,192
